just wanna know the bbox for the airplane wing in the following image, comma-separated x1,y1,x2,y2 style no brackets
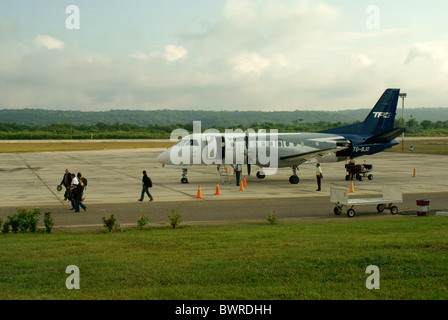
280,147,348,162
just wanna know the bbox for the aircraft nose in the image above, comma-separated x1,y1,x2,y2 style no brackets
157,149,171,164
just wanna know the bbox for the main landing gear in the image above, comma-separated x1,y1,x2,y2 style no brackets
256,166,301,184
289,166,299,184
180,168,189,184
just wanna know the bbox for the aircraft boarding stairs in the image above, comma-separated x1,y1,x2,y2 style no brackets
217,165,232,184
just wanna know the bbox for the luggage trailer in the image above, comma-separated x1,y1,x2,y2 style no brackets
330,185,402,218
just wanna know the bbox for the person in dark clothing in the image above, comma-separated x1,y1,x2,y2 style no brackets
76,172,87,212
138,170,154,202
316,163,323,191
60,168,71,201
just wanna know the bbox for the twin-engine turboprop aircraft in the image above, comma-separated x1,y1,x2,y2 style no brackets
157,89,404,184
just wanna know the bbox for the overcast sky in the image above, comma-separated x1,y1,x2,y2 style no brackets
1,0,448,111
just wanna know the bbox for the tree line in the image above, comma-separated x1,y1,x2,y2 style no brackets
0,118,447,139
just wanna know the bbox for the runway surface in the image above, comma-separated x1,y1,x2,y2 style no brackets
0,148,447,229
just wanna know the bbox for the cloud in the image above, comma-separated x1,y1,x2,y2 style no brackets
34,35,64,50
231,53,271,76
405,42,444,64
163,45,188,61
131,45,188,62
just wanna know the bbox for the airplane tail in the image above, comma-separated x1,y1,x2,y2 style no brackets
320,89,401,137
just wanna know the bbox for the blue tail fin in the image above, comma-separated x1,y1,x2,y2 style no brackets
321,89,400,136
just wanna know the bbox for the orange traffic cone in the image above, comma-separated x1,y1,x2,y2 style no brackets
243,176,248,187
214,183,221,195
349,181,355,193
196,185,203,199
239,181,244,191
226,166,229,173
413,168,418,178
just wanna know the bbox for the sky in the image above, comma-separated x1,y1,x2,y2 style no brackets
1,0,448,111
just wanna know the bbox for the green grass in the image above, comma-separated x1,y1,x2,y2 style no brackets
0,216,447,300
389,138,448,155
0,141,175,153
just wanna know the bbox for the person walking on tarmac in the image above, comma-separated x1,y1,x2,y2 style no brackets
60,168,71,201
316,163,323,191
138,170,154,202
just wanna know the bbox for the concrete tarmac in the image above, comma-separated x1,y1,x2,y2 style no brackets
0,148,447,229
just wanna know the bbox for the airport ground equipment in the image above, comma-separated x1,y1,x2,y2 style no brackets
330,185,402,218
217,164,232,184
345,163,373,181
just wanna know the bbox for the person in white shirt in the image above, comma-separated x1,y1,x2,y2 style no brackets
70,173,80,212
235,163,242,187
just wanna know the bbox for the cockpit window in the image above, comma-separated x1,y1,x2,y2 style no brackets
190,139,199,146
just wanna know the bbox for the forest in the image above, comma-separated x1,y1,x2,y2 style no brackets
0,118,447,139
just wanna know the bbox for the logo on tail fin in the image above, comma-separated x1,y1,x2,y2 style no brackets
373,112,392,119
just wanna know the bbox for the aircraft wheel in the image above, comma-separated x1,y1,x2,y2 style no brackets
347,209,356,218
377,204,385,213
390,206,399,215
289,175,299,184
181,178,189,184
256,172,266,179
334,207,342,215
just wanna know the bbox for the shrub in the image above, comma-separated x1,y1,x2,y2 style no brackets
16,208,41,233
44,212,54,234
2,221,10,234
102,214,117,233
137,211,149,230
267,210,278,225
167,207,182,229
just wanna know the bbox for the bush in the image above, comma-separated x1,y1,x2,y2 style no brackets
18,208,41,233
1,208,41,234
267,210,278,225
167,207,182,229
102,214,117,233
137,211,149,230
44,212,54,234
2,221,10,234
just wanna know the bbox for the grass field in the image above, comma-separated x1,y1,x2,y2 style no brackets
389,137,448,155
0,141,176,153
0,216,447,300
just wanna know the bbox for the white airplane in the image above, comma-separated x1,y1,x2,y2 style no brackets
157,89,403,184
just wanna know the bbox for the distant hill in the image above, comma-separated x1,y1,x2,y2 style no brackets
0,108,447,127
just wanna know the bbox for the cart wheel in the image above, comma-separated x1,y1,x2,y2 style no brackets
357,175,364,181
334,207,342,215
390,206,399,215
347,209,356,218
368,174,373,180
345,175,350,181
377,204,385,213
